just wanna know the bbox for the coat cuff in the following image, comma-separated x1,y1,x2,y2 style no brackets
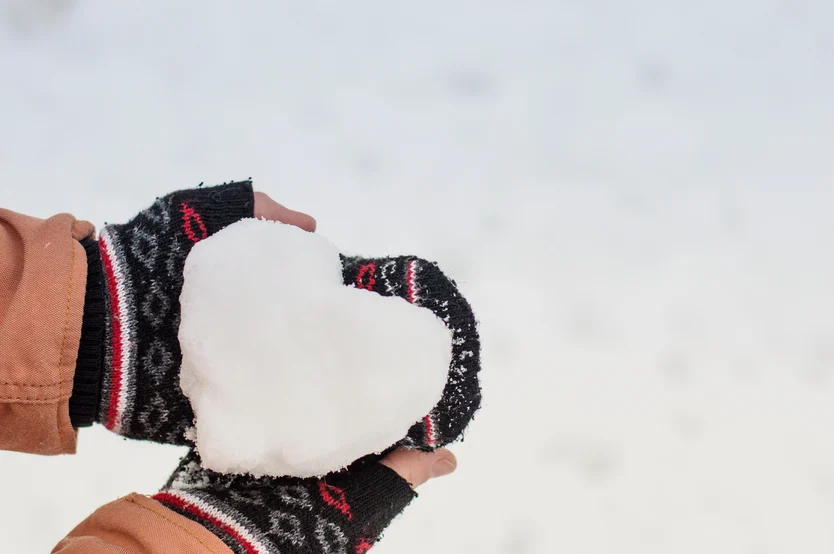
0,211,90,455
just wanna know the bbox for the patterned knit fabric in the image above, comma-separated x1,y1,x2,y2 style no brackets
95,181,255,443
155,451,415,554
341,255,481,450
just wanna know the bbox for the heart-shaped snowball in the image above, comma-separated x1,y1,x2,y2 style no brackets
178,218,452,477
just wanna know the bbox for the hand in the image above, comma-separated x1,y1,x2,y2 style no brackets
87,181,315,444
154,448,457,554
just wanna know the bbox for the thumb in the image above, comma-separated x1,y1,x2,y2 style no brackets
380,448,457,489
253,191,317,232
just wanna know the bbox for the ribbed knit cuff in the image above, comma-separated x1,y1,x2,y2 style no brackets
69,239,106,429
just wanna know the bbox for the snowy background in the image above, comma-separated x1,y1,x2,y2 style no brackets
2,1,834,552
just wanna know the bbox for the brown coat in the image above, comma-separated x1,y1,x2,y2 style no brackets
0,208,232,553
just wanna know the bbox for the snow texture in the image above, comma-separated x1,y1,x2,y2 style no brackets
178,218,452,477
2,1,834,553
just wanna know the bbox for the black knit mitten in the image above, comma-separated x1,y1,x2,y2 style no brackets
340,255,481,451
151,252,483,553
70,181,255,443
155,450,416,554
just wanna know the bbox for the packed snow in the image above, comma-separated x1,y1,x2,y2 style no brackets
179,218,451,477
2,1,834,553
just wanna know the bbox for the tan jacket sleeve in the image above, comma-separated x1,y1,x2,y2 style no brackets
0,208,94,455
1,209,234,553
53,494,233,554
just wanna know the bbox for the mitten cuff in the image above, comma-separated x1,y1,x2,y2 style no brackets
69,239,106,428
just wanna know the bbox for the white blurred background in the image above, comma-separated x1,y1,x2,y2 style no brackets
2,1,834,552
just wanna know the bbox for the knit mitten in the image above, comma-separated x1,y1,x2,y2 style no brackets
71,183,482,451
340,256,481,450
155,450,416,554
70,181,256,443
151,256,480,553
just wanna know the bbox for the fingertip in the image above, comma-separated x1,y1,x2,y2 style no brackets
297,212,317,233
430,457,457,479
